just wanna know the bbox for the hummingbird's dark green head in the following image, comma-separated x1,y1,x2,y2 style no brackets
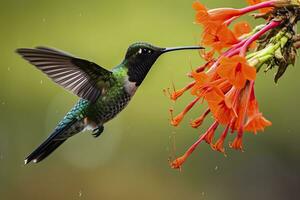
123,42,203,86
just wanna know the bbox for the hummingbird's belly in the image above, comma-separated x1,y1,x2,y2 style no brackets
90,89,132,123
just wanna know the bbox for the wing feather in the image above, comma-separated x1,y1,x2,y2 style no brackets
16,47,112,102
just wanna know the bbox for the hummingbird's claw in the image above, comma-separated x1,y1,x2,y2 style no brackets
92,126,104,138
92,132,101,138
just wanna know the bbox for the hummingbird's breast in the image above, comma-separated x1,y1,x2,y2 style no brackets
87,75,136,124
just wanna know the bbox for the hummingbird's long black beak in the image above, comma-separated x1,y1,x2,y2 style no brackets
161,46,204,53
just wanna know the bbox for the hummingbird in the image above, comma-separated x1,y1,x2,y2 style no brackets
16,42,203,164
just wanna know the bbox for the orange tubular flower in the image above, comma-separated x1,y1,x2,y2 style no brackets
217,55,256,89
200,49,216,61
191,70,209,84
170,154,189,169
207,84,238,125
228,83,252,150
202,85,225,104
170,81,196,101
230,133,244,150
192,2,241,53
244,88,272,133
208,8,243,21
170,97,200,126
212,125,229,153
209,99,237,125
190,109,210,128
244,112,272,133
192,2,242,24
204,121,219,144
234,22,252,38
202,22,239,53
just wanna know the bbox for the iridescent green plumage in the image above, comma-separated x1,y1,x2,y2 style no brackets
54,66,130,138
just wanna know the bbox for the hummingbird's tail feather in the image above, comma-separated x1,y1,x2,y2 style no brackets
25,140,67,164
24,119,83,164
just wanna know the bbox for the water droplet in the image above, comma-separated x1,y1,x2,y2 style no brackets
215,166,218,171
42,18,46,22
40,80,43,84
78,190,82,197
202,192,205,196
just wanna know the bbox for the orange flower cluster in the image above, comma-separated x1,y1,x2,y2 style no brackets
168,1,279,169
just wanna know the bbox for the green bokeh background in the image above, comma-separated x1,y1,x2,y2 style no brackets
1,0,299,199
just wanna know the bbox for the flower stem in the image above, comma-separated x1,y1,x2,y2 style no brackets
240,20,282,56
239,0,276,14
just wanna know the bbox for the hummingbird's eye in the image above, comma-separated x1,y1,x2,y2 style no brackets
142,48,148,54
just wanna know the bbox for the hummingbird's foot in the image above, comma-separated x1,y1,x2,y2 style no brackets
92,126,104,138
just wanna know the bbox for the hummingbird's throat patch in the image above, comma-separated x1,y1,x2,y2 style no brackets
124,77,137,96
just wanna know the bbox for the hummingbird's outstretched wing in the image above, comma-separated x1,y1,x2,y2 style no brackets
16,47,113,102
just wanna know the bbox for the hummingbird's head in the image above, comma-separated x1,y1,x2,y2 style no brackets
123,42,203,86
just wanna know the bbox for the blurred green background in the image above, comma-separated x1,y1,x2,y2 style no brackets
1,0,300,199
